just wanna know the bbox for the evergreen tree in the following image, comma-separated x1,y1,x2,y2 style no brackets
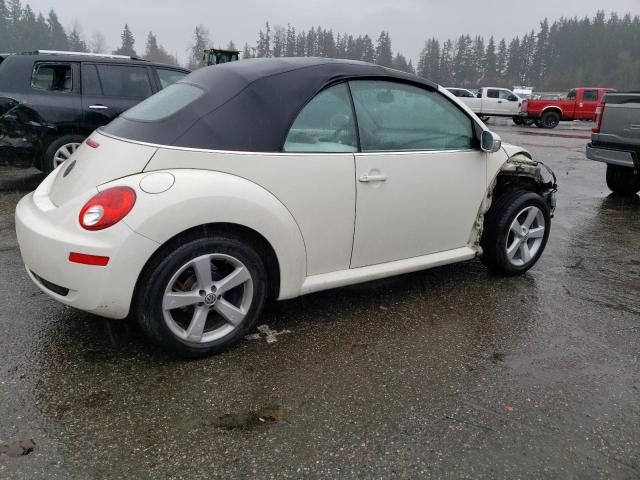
360,34,375,63
392,52,410,72
484,36,498,85
256,21,271,57
0,0,9,51
144,32,175,64
439,39,454,85
188,25,209,69
496,38,508,84
68,26,88,52
46,10,68,50
375,31,392,67
113,24,137,57
285,24,295,57
272,25,285,57
242,43,253,59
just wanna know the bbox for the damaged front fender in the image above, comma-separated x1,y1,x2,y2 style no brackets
469,148,558,251
0,101,51,167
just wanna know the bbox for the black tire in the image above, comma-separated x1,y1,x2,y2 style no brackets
40,134,85,174
512,116,524,125
481,191,551,275
480,116,490,122
539,111,560,129
522,117,536,126
134,234,268,358
606,164,640,195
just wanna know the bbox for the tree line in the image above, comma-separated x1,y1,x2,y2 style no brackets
0,0,178,65
0,1,638,91
416,12,640,91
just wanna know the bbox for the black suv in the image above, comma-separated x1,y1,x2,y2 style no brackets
0,50,189,172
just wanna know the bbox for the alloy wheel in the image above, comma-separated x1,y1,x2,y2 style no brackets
53,142,81,168
505,206,546,266
162,253,254,343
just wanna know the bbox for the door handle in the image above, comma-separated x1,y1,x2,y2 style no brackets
497,100,503,103
89,104,108,110
359,173,388,183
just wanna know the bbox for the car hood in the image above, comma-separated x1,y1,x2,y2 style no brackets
48,131,157,207
501,142,532,160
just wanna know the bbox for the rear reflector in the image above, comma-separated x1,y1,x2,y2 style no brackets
69,252,110,266
86,138,100,149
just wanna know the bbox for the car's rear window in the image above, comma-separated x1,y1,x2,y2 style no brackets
123,83,204,122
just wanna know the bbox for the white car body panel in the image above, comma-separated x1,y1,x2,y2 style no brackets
103,169,307,300
144,146,356,277
351,150,486,268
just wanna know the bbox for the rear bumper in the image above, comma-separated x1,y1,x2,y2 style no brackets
15,191,159,319
586,143,636,168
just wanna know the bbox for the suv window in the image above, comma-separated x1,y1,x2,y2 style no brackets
487,89,500,99
349,80,474,152
96,65,152,98
81,64,101,96
582,90,598,101
283,83,357,153
157,69,187,89
32,63,73,92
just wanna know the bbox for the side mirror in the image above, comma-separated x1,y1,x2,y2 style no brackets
481,130,502,153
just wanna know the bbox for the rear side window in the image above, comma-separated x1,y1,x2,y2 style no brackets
583,90,598,101
32,63,73,92
567,89,577,100
157,69,188,89
123,83,204,121
97,65,152,99
487,89,499,99
283,83,358,153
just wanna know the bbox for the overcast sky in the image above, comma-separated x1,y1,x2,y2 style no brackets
24,0,640,64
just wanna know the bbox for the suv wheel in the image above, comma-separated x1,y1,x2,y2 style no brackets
481,191,551,275
606,164,640,195
538,111,560,129
135,234,268,358
41,135,85,173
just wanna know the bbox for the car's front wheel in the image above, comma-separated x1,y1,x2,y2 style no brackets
135,234,268,358
606,164,640,195
481,191,551,275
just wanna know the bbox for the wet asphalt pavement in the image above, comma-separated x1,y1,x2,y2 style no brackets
1,121,639,479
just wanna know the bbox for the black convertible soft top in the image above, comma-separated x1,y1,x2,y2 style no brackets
101,57,438,152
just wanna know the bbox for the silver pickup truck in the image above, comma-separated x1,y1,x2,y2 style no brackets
586,92,640,194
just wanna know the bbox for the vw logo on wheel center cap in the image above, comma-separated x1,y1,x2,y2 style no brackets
204,292,217,306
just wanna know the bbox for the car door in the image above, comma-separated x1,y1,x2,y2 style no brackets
497,89,520,115
575,89,599,120
349,80,486,268
81,63,154,132
482,88,502,115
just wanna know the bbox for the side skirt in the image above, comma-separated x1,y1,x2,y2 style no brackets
298,247,477,296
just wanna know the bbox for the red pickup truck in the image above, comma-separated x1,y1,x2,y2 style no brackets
521,87,616,129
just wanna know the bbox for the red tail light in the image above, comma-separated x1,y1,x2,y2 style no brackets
79,186,136,230
592,103,605,133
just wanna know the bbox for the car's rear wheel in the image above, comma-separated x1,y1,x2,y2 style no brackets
522,117,535,126
135,234,268,358
41,134,84,173
481,191,551,275
512,116,523,125
606,164,640,195
538,111,560,129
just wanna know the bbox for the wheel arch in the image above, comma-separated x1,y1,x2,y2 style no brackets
541,106,563,119
132,222,282,313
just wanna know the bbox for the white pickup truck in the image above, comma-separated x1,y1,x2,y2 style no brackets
450,87,523,121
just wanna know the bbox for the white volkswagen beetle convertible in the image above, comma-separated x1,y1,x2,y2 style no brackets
16,58,557,357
